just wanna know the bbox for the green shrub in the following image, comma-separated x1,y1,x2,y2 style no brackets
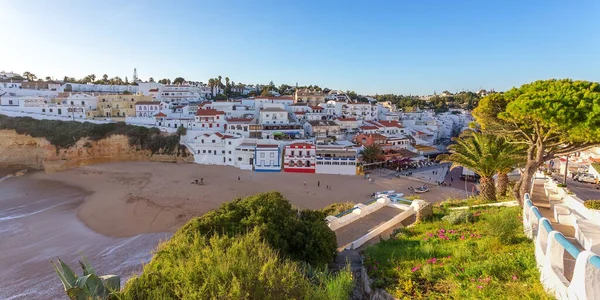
485,208,521,244
178,192,337,266
442,210,474,225
584,200,600,210
557,183,567,188
320,202,355,216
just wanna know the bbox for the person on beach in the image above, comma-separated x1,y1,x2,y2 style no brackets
304,181,307,187
238,176,240,181
318,181,320,187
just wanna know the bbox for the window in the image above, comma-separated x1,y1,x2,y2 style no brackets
222,150,225,154
70,101,74,105
208,150,212,153
228,151,232,154
212,140,216,143
42,108,46,112
203,150,206,153
49,109,53,113
228,141,231,145
299,151,303,156
238,157,242,161
130,105,133,109
8,100,12,105
229,158,232,161
260,153,265,158
201,139,204,143
270,153,274,158
198,150,201,154
291,150,295,156
81,101,85,105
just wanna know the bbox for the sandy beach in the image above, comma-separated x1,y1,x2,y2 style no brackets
39,161,465,237
0,161,464,299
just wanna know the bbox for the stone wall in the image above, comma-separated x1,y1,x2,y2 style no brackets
0,130,193,172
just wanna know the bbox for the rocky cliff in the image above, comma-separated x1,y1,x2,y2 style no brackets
0,130,193,172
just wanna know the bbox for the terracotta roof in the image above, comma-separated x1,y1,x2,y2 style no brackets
154,112,167,117
226,118,254,123
135,101,159,105
255,96,294,100
149,88,159,92
215,132,233,139
309,105,323,110
294,111,306,115
377,120,404,128
337,118,357,121
196,108,225,116
367,133,388,140
359,125,378,130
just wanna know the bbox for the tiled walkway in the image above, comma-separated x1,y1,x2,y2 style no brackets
531,179,584,281
334,206,403,250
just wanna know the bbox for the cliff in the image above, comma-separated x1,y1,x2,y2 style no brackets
0,130,193,172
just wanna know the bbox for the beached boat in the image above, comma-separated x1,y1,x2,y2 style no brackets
414,186,429,193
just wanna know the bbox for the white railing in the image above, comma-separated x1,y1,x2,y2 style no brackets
522,192,600,299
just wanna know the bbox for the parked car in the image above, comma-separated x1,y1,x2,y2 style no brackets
578,173,597,184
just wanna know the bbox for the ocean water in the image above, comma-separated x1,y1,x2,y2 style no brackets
0,172,169,299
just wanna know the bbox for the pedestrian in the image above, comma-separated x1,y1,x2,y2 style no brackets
304,180,307,187
450,176,453,182
318,180,320,187
238,176,241,181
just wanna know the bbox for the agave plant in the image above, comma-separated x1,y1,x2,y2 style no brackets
51,254,120,300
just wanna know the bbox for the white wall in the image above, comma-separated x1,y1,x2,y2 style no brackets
315,158,357,175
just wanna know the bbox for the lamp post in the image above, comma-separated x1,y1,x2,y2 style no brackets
563,155,569,186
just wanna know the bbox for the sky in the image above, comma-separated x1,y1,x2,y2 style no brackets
1,0,599,95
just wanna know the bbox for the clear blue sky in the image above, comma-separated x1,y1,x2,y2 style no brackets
1,0,598,95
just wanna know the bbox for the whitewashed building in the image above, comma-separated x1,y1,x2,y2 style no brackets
254,144,281,172
135,101,162,117
260,105,289,125
315,145,358,175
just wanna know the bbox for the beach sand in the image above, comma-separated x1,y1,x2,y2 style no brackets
37,161,465,237
0,161,464,299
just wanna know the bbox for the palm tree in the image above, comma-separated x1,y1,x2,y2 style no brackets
496,145,526,197
217,76,222,94
208,78,215,96
102,74,109,83
359,144,384,164
438,132,523,202
45,76,51,81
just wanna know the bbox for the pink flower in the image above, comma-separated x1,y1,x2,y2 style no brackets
427,232,434,237
447,256,451,259
373,266,377,270
423,238,428,241
411,265,421,272
512,275,518,281
477,285,483,289
427,258,437,264
470,278,475,282
460,235,465,240
439,262,444,266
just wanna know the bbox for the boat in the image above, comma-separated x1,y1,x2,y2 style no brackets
413,186,429,193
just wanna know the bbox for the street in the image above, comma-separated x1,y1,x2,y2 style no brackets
552,175,600,201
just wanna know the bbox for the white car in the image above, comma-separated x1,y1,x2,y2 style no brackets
578,174,597,184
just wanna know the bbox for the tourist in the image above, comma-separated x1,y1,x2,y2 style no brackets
318,180,320,187
304,181,306,187
238,176,241,181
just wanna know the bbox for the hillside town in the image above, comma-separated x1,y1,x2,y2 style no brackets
0,70,474,174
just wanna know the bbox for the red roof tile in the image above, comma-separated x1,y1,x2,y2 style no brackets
360,125,378,130
256,144,279,148
154,112,167,117
196,108,225,116
287,142,315,148
337,118,357,121
149,88,159,92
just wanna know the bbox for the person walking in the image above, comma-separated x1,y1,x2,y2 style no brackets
318,180,320,187
238,176,241,181
304,181,307,187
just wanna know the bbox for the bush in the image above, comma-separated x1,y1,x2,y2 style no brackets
584,200,600,210
119,231,351,300
557,183,567,188
485,208,521,244
442,210,474,225
0,115,188,156
321,202,355,216
178,191,337,266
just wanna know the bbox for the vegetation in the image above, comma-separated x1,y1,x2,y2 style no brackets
584,200,600,210
473,79,600,203
320,202,356,216
438,131,525,202
363,206,552,299
438,195,515,209
0,115,188,156
117,192,352,299
557,183,567,188
177,192,337,266
52,255,120,300
360,144,384,164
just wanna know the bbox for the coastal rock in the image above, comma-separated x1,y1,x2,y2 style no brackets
0,130,192,172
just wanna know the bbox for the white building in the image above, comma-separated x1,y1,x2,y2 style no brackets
334,117,359,132
59,83,138,94
315,145,358,176
0,80,22,89
61,93,99,111
158,85,205,104
188,132,237,165
135,101,162,117
254,144,281,172
260,105,289,125
225,117,255,137
194,108,227,131
0,71,21,80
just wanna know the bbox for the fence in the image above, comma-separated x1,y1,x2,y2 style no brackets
522,193,600,299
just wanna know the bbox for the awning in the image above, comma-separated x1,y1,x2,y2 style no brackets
411,156,427,161
273,132,284,136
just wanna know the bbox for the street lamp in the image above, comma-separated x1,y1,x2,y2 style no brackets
563,155,569,186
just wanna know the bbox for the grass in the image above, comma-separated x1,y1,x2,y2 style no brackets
437,195,515,208
321,202,356,216
362,206,553,299
117,230,354,300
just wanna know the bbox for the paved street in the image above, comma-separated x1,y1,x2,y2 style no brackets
552,175,600,201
